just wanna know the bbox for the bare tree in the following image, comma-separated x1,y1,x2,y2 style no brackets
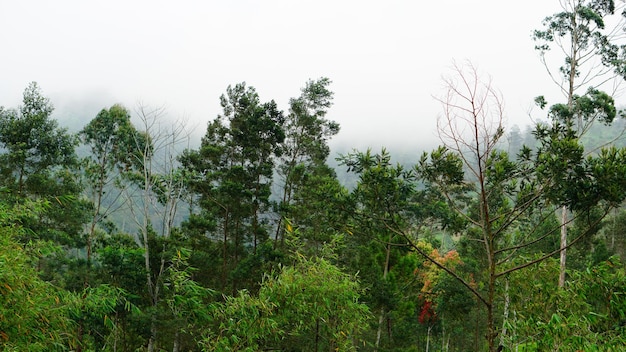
122,104,191,352
398,61,625,351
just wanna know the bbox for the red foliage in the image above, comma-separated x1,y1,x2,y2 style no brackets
418,299,436,325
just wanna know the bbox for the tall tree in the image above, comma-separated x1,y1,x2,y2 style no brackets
533,0,626,287
339,149,416,349
203,253,370,351
182,82,284,292
0,82,77,197
274,77,340,245
119,104,190,352
80,104,143,277
0,82,87,249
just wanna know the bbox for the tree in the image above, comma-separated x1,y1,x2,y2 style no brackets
95,233,148,351
0,82,86,246
120,104,190,352
0,82,77,197
274,77,340,246
533,0,626,287
181,82,284,292
337,147,466,350
507,257,626,350
0,201,77,351
163,248,212,352
80,104,143,281
339,149,417,349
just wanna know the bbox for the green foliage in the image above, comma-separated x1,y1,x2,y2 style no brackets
67,284,136,350
96,233,147,298
533,0,626,80
80,104,146,261
182,82,285,291
0,82,86,248
203,254,370,351
0,201,140,351
0,82,78,197
339,148,463,349
508,257,626,350
0,205,76,351
80,104,145,176
2,52,626,352
163,248,214,349
275,77,342,247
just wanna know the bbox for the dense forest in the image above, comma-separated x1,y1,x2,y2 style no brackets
3,1,626,352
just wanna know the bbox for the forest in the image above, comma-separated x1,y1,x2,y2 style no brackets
3,1,626,352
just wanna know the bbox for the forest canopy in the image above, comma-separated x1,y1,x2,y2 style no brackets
2,2,626,351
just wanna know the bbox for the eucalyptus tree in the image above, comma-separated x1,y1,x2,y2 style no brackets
181,82,284,292
0,82,77,196
80,104,143,275
533,0,626,287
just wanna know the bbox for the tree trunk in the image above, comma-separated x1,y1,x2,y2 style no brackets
375,236,392,349
148,319,157,352
425,325,431,352
500,277,510,347
172,330,180,352
559,206,567,288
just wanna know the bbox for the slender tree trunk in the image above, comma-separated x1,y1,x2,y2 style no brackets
148,319,157,352
85,165,106,287
222,211,229,290
611,209,616,250
559,14,578,288
475,303,480,351
144,225,157,352
486,291,496,352
559,206,567,288
17,167,24,196
172,330,180,352
500,277,510,347
425,325,431,352
253,174,261,254
375,235,392,349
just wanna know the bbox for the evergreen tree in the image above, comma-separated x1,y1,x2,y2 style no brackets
181,82,285,292
0,82,86,245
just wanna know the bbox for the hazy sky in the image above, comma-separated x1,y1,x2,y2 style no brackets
1,0,566,150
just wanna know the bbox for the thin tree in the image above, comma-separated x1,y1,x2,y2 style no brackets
122,104,191,352
533,0,626,287
80,104,143,282
274,78,339,246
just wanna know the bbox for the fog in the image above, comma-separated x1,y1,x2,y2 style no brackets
2,0,568,153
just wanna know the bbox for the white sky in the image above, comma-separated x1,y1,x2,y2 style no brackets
1,0,568,150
